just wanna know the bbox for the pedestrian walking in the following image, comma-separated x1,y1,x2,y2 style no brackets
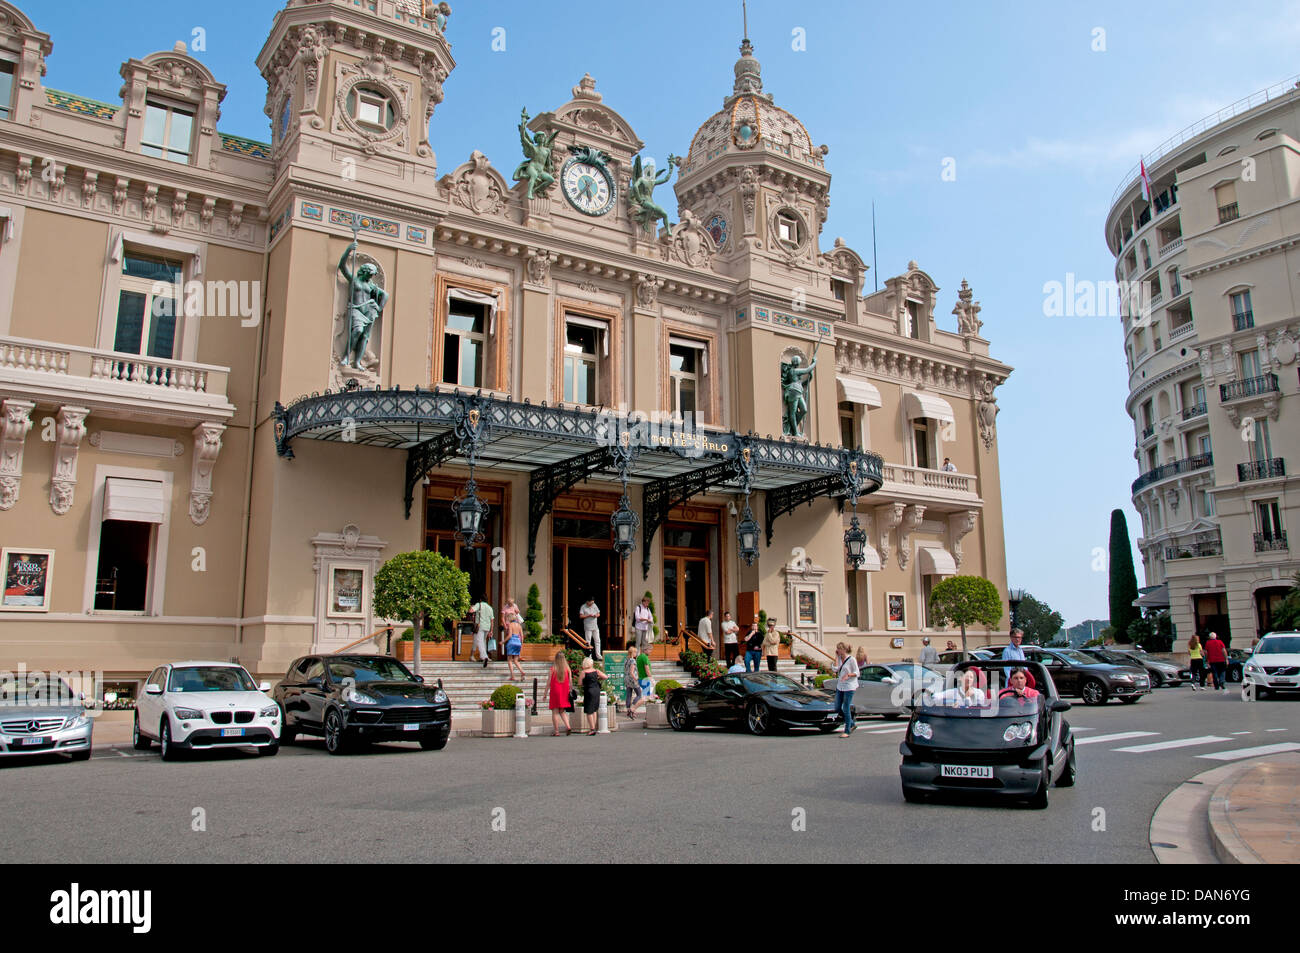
1204,631,1228,691
579,657,608,735
503,600,525,682
470,594,494,668
854,646,870,673
919,637,938,668
720,610,740,667
636,647,654,706
546,650,575,736
697,608,716,660
744,614,763,673
623,650,645,718
763,618,781,672
633,596,654,653
579,596,602,659
832,642,859,737
1188,634,1205,690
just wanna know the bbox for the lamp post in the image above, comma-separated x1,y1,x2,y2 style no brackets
611,493,639,560
451,477,489,545
737,501,759,566
844,514,867,569
1008,587,1026,639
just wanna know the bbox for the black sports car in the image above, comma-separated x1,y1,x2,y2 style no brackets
899,660,1076,809
274,654,451,754
665,672,841,735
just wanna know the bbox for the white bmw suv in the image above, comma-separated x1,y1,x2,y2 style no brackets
1242,632,1300,701
133,661,281,760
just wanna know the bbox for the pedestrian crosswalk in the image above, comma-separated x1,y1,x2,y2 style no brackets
1074,731,1157,745
1113,735,1230,753
1197,742,1300,761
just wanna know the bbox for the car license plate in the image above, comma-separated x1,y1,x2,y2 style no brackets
1270,680,1293,687
220,728,243,737
403,723,419,731
940,764,992,779
19,736,49,746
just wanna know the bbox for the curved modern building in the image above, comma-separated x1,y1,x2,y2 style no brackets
1106,76,1300,644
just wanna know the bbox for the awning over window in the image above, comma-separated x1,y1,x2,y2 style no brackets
1134,584,1169,608
837,375,883,408
903,391,954,423
918,545,957,577
103,478,165,524
852,542,882,572
447,286,499,334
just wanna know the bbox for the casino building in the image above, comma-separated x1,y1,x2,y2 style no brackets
0,0,1012,691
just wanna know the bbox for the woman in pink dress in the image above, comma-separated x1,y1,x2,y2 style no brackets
546,650,574,736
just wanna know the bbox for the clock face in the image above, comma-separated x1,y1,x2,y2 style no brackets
562,158,616,216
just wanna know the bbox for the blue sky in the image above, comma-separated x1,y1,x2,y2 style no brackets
35,0,1300,625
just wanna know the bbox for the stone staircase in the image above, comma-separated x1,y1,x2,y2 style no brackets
415,657,823,713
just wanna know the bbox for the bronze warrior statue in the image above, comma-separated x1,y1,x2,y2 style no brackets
337,240,388,369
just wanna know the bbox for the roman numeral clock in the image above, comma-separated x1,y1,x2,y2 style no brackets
561,145,617,216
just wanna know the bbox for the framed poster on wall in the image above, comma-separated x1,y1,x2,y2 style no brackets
328,565,366,618
886,592,906,630
2,549,54,612
797,588,818,626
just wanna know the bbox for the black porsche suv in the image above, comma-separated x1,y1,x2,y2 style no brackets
274,654,452,754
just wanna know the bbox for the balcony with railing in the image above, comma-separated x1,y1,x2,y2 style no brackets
1255,531,1289,553
879,462,979,505
1221,374,1279,402
1218,202,1240,224
1158,236,1184,257
1165,540,1224,560
0,335,234,426
1141,424,1155,440
1132,452,1213,494
1232,310,1255,331
1169,320,1195,341
1238,458,1286,482
1181,402,1208,421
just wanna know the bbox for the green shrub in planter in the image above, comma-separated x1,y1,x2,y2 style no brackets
524,583,545,641
654,679,682,699
813,674,832,689
489,684,523,710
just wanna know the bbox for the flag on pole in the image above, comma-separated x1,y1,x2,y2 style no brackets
1139,159,1152,201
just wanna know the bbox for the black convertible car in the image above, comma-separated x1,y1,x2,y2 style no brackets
273,654,451,754
899,660,1076,809
666,672,841,735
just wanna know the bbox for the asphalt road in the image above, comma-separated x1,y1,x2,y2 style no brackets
2,686,1295,863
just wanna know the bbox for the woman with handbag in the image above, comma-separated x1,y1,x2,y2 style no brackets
503,600,525,682
546,650,575,736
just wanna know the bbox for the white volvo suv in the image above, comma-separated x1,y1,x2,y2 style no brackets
1242,632,1300,701
133,661,281,760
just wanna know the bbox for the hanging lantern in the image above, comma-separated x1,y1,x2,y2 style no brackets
610,494,639,560
737,502,760,566
451,478,489,545
844,513,867,569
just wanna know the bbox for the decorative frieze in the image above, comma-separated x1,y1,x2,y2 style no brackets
0,398,35,511
49,406,88,515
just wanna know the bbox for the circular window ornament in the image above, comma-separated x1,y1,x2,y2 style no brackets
707,214,729,250
770,207,808,253
334,70,410,153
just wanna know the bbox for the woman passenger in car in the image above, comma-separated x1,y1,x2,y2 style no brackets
933,667,987,707
998,668,1040,702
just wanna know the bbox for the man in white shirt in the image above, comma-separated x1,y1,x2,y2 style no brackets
696,609,716,659
579,597,601,659
727,657,746,674
918,637,939,668
941,458,957,472
471,596,494,669
633,596,654,653
1002,629,1027,661
720,610,739,667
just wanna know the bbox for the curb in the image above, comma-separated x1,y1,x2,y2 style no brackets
1206,752,1300,864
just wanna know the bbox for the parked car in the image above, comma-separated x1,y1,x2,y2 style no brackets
0,673,93,761
899,659,1076,808
932,649,993,674
985,645,1150,705
134,661,281,761
1225,648,1248,683
1081,647,1185,687
1242,632,1300,700
274,654,451,754
666,672,841,735
852,663,945,719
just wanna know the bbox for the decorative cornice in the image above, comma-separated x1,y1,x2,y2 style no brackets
1182,234,1300,279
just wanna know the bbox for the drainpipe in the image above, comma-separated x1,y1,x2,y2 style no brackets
234,247,270,667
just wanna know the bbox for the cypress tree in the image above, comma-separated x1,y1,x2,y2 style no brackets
1108,509,1140,643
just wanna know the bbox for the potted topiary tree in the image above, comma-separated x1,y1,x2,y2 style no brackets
927,575,1003,655
372,550,470,678
481,683,526,737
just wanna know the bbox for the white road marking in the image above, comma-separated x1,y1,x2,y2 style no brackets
1230,731,1252,735
1073,731,1158,746
1070,726,1095,731
1197,742,1300,761
1266,728,1290,732
1114,735,1231,753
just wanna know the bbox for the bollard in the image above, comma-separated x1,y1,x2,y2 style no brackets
597,691,610,734
514,691,528,739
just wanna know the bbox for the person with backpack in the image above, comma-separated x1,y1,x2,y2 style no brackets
470,594,494,668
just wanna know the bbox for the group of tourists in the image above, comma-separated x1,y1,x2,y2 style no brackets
695,608,785,672
1187,632,1229,691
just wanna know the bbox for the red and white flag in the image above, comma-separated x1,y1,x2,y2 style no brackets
1139,159,1152,201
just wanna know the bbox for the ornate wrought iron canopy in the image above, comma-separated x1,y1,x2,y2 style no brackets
274,387,884,566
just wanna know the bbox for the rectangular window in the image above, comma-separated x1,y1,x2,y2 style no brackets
1215,182,1239,222
839,401,856,449
0,61,14,121
912,422,931,469
1239,349,1263,380
1256,499,1283,539
1196,432,1212,457
1193,384,1206,407
141,101,194,164
1230,289,1252,318
1199,489,1215,518
94,519,153,612
1141,399,1153,429
442,302,486,388
1252,419,1272,462
114,253,182,359
846,569,860,628
563,321,601,405
906,300,920,339
832,280,846,302
668,338,708,422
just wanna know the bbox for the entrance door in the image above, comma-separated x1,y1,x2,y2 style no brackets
1194,592,1231,646
552,508,626,650
425,480,507,660
663,556,709,648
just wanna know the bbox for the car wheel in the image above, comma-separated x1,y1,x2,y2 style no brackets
131,712,151,751
1149,671,1164,688
419,735,448,751
1028,765,1050,809
1056,740,1077,788
278,705,296,745
1081,679,1108,706
159,718,181,762
1119,696,1140,704
70,748,92,762
667,697,694,731
745,700,771,736
323,708,349,755
1228,667,1243,683
257,742,279,757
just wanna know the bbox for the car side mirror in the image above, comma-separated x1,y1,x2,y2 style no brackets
258,681,272,693
145,683,163,695
1050,700,1072,712
307,677,324,689
883,676,901,685
416,675,426,683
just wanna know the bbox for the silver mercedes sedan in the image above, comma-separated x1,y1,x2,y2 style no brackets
0,674,94,761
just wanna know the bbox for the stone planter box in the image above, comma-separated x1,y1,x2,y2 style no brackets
481,707,526,738
395,641,453,663
518,642,566,661
643,701,669,729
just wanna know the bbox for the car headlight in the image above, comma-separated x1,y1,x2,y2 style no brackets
912,721,933,740
1245,661,1262,672
172,707,204,720
345,689,378,705
431,690,448,704
1113,674,1133,682
1003,721,1035,742
67,712,91,729
260,705,279,718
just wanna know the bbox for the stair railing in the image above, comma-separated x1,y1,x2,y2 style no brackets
331,625,396,655
787,630,836,669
